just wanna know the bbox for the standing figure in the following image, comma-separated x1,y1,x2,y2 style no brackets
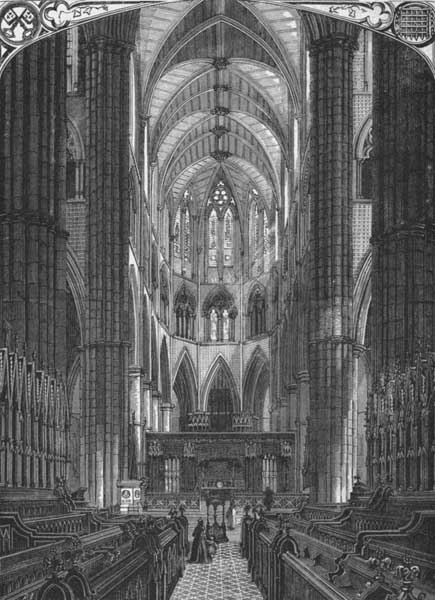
210,308,218,341
189,518,211,563
226,499,236,530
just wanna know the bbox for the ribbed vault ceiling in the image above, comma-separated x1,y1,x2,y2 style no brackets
137,0,302,213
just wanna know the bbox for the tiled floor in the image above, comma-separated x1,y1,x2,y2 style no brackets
171,535,263,600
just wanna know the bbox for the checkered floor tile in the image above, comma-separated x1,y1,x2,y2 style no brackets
170,541,263,600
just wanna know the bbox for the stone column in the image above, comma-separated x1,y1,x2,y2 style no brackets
302,13,359,503
129,365,143,476
296,370,310,492
82,11,139,507
161,403,173,432
152,390,161,431
371,36,435,375
0,36,67,375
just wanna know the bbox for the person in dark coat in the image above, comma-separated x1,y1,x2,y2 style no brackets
189,518,211,563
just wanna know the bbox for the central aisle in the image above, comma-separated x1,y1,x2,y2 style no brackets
171,540,263,600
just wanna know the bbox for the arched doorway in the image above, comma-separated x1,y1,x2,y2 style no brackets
243,347,271,432
204,357,238,432
173,351,197,431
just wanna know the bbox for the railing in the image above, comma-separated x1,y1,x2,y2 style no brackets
232,413,259,432
188,411,210,431
187,411,260,432
143,492,201,512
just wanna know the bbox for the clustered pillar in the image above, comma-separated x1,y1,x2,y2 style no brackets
0,36,68,375
366,36,435,491
371,36,435,374
302,14,359,503
82,12,139,507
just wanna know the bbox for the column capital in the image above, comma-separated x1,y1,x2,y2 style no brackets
297,370,310,383
301,11,360,50
353,343,367,359
82,11,140,48
128,365,143,376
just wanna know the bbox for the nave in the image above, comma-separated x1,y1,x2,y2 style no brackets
171,527,262,600
1,0,435,598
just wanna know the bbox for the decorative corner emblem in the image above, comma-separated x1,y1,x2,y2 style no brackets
0,2,41,46
329,2,394,30
393,2,435,46
40,1,109,31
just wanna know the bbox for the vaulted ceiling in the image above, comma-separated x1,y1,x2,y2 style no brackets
136,0,302,215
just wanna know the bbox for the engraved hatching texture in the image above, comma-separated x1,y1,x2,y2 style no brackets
354,93,372,132
171,541,263,600
353,203,372,275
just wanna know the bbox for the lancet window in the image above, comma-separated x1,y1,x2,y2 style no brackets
206,181,236,273
173,190,192,273
174,284,196,340
247,286,267,337
203,287,237,342
249,189,272,275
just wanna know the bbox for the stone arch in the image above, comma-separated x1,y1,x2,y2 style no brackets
354,115,373,199
128,269,139,365
202,286,238,342
160,264,170,326
202,355,240,429
354,250,372,347
35,580,74,600
243,346,271,431
143,295,150,379
66,244,85,343
64,570,93,600
151,317,158,390
173,349,197,431
353,250,372,483
66,116,85,199
160,336,171,404
247,282,267,337
174,282,196,340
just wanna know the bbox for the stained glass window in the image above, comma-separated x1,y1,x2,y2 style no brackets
184,209,190,263
209,209,218,266
174,207,181,257
224,209,233,266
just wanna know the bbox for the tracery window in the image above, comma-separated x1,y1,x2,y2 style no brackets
160,267,169,326
249,190,272,275
206,181,236,273
174,207,181,257
208,209,218,267
173,191,192,273
202,287,237,342
174,284,196,340
184,210,191,263
247,287,267,337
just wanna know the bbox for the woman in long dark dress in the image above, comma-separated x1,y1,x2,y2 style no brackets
189,518,211,563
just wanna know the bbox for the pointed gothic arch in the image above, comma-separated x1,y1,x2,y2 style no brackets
160,336,171,404
143,295,150,379
151,317,158,390
202,286,238,342
173,349,197,431
247,283,267,337
243,346,271,431
174,283,196,340
202,355,240,431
